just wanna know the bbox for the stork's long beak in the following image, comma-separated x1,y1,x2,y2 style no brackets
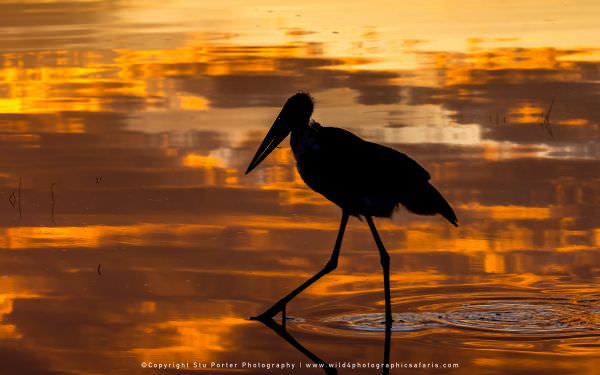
245,113,291,174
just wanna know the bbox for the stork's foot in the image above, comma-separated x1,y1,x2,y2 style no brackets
250,304,287,327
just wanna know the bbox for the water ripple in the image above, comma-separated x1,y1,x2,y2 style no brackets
441,301,600,335
303,298,600,338
323,312,446,332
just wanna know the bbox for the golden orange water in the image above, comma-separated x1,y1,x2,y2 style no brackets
0,1,599,374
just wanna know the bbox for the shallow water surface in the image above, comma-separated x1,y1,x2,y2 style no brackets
0,1,599,374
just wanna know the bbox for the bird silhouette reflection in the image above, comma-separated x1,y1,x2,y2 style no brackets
251,312,392,375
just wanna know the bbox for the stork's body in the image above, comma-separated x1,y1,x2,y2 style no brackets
246,93,458,357
290,121,457,223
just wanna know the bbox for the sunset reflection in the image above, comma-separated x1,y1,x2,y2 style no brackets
0,0,599,374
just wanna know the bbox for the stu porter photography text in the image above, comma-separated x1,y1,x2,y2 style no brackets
140,361,461,371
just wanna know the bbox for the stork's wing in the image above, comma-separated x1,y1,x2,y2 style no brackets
313,125,430,195
299,124,456,224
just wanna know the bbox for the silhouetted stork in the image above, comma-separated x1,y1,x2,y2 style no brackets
246,92,457,331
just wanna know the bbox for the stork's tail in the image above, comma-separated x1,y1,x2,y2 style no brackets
399,182,458,227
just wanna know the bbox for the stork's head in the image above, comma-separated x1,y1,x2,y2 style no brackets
245,92,313,174
281,92,314,124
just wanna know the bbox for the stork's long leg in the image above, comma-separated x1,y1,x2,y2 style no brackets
366,216,392,375
251,211,350,323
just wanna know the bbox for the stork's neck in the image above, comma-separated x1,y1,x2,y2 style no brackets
290,120,320,161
